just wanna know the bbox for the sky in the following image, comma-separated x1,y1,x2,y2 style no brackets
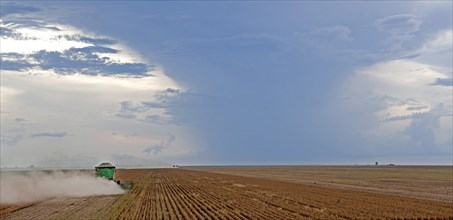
0,1,452,168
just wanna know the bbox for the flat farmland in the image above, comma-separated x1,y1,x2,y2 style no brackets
2,167,453,219
186,165,453,202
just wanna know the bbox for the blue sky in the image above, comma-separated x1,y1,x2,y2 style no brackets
1,1,452,167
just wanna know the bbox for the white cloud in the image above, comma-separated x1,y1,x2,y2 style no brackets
360,60,447,87
1,19,151,77
0,68,196,167
337,26,452,155
413,29,453,71
1,22,91,54
0,18,196,168
339,59,452,152
423,29,452,51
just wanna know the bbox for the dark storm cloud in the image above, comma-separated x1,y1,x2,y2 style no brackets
161,34,282,57
3,1,451,167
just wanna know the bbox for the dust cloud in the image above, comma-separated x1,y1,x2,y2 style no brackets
0,170,125,204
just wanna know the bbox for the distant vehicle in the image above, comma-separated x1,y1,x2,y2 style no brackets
95,162,133,189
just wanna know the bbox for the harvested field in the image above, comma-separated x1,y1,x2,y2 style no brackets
104,169,453,219
2,195,120,220
0,203,35,218
186,165,453,202
3,168,453,219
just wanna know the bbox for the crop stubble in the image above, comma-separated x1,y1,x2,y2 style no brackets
2,168,452,219
101,169,453,219
186,166,453,202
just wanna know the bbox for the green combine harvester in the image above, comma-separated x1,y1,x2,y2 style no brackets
95,162,133,189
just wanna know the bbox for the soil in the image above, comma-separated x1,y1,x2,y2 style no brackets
1,195,119,220
3,167,452,219
106,168,453,219
186,165,453,202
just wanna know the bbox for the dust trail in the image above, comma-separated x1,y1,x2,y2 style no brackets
0,170,124,204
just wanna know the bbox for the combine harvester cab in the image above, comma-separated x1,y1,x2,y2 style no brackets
95,162,133,189
95,162,115,180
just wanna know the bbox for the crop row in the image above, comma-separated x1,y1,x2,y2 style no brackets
0,203,34,217
99,169,453,219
